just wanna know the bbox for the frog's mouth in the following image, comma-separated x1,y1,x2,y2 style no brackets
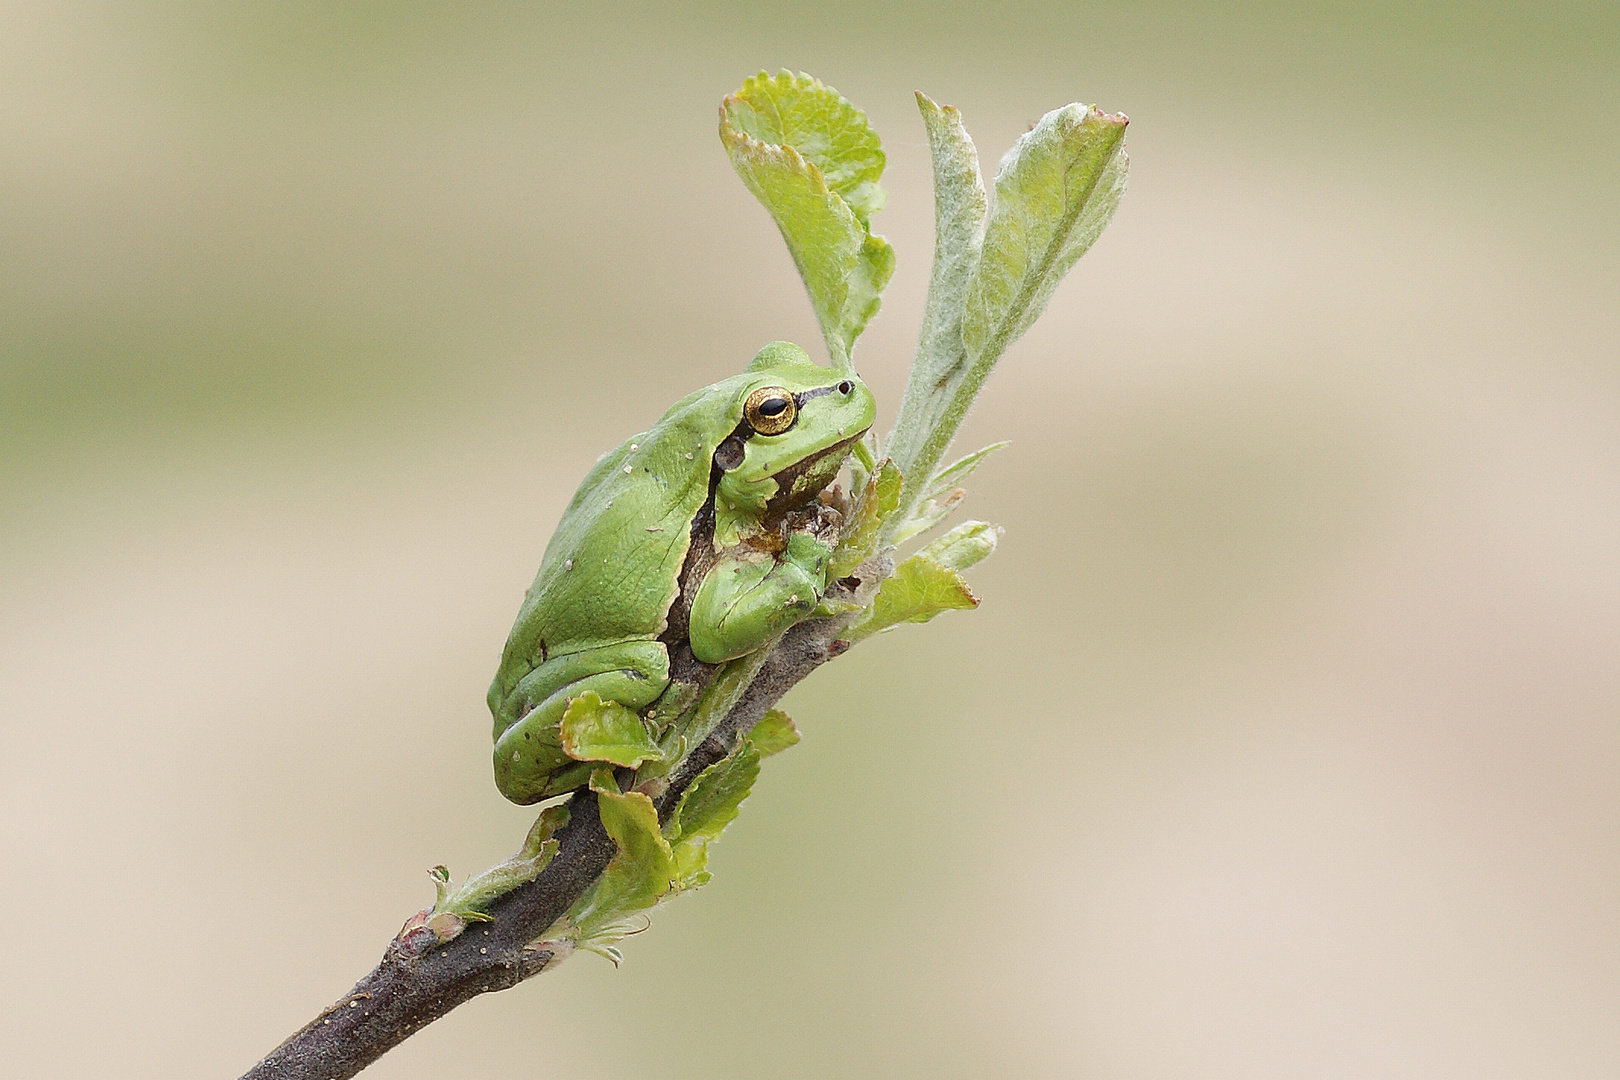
764,427,870,515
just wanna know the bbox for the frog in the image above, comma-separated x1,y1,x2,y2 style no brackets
488,341,877,804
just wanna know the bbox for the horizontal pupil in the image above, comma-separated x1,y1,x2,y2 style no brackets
758,398,789,416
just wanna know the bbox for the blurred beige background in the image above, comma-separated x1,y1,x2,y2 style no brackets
2,2,1616,1077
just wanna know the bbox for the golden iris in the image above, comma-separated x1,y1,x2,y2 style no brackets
743,386,797,435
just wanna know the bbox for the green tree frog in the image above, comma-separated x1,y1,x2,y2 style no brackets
488,342,876,804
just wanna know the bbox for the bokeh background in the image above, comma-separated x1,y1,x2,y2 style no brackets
3,3,1617,1077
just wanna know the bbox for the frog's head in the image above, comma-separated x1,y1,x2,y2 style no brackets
714,341,876,528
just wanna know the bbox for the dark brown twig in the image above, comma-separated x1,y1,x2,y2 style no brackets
239,613,854,1080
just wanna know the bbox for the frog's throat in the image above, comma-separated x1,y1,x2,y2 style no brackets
763,428,870,515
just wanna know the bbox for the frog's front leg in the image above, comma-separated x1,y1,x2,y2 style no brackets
688,528,835,664
493,640,669,804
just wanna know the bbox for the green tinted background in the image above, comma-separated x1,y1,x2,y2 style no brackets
3,3,1617,1077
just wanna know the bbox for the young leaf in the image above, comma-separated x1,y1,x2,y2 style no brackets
892,487,965,545
721,71,894,369
925,441,1010,504
916,520,1000,572
666,739,763,888
962,104,1128,367
881,94,988,519
566,771,678,953
409,804,571,942
893,439,1009,543
746,708,800,758
559,691,663,768
664,648,773,766
850,432,878,474
722,70,886,222
829,457,902,578
841,553,979,644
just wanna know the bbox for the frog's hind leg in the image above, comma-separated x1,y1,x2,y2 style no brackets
492,640,669,804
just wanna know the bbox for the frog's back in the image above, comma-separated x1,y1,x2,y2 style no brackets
491,377,750,697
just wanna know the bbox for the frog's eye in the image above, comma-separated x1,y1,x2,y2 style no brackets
743,386,797,436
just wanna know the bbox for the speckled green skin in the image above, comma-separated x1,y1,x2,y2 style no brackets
489,342,875,804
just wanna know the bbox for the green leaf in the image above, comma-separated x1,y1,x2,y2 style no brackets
841,553,979,644
916,520,1000,572
722,70,886,223
914,93,988,331
962,104,1129,366
515,802,572,861
666,739,762,888
828,457,901,578
415,804,570,941
663,648,771,768
746,708,800,758
721,71,894,368
925,441,1010,505
880,94,988,527
850,433,877,474
566,770,678,952
892,489,962,546
558,691,663,768
892,442,1006,543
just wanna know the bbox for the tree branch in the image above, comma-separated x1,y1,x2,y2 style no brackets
236,73,1126,1080
239,612,855,1080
